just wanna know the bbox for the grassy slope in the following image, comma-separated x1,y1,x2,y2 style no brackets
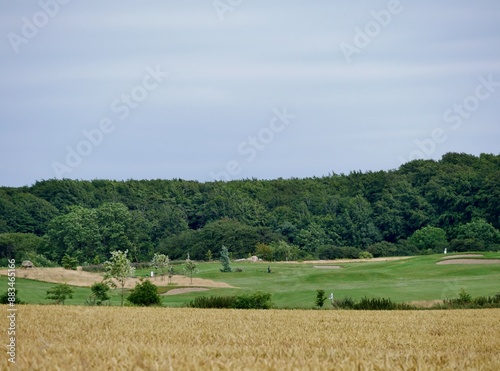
1,253,499,308
159,253,500,308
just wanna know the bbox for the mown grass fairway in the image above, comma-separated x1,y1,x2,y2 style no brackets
2,305,499,370
1,253,499,308
156,253,500,308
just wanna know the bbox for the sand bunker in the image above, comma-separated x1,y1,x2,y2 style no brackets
313,265,342,269
440,254,483,260
163,287,209,295
436,259,500,265
0,267,233,288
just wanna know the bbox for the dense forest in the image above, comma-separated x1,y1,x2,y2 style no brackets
1,152,499,266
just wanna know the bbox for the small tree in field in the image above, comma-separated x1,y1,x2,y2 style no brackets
127,279,162,306
90,282,110,305
46,283,74,305
61,254,78,270
220,245,232,273
103,250,135,306
315,289,327,308
183,253,198,284
206,249,213,262
151,253,170,281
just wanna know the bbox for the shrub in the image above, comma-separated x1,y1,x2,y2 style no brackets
187,295,236,309
315,289,327,308
188,292,273,309
0,289,24,304
127,279,162,307
332,296,415,310
358,251,373,259
46,283,74,305
62,254,78,270
89,282,110,305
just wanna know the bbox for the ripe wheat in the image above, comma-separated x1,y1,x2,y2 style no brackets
1,306,499,370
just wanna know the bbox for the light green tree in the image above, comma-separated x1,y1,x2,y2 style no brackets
103,250,135,306
183,253,198,284
151,253,170,281
46,283,74,305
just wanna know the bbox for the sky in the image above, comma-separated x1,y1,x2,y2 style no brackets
1,0,499,187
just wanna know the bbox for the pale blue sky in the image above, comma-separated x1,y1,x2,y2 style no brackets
1,0,499,186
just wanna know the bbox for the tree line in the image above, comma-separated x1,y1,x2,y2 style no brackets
0,152,499,266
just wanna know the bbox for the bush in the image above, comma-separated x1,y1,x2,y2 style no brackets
332,296,414,310
0,289,23,304
232,292,273,309
25,253,58,267
358,251,373,259
188,292,273,309
127,279,162,307
89,282,110,305
187,295,236,309
46,283,74,305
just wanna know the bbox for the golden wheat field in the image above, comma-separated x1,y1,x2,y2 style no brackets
1,306,499,370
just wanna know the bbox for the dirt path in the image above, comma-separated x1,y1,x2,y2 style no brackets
0,268,233,288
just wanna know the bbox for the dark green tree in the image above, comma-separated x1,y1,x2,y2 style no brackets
315,289,327,308
90,282,110,305
127,279,161,306
219,246,232,272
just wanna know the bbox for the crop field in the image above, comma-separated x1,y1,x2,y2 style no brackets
1,305,499,370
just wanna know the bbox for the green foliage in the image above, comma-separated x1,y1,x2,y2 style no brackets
183,254,199,283
358,251,373,259
46,283,74,305
232,291,273,309
151,253,170,281
408,226,447,252
332,296,414,310
255,243,273,261
103,250,135,306
0,289,23,304
2,152,500,262
187,291,273,309
0,233,43,261
89,282,110,305
219,246,232,272
455,219,500,248
61,254,78,270
439,289,500,309
315,289,327,308
206,249,213,262
127,279,162,306
187,295,237,309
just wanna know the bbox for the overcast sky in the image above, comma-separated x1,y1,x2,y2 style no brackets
1,0,499,187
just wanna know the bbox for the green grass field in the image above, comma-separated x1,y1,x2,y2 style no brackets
1,253,499,308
